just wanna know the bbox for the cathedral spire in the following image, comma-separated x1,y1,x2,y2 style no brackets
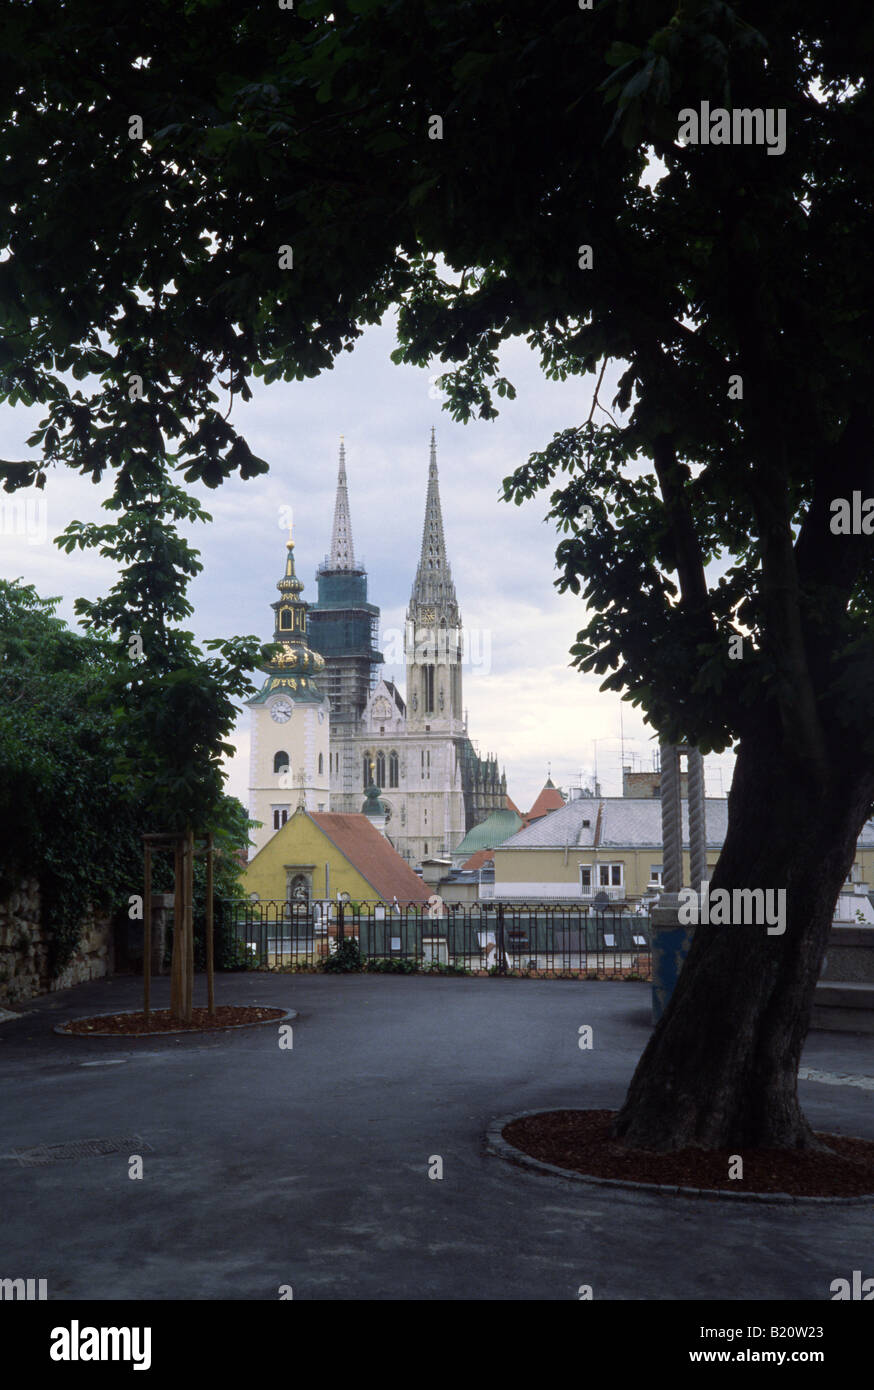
329,436,356,570
410,428,458,613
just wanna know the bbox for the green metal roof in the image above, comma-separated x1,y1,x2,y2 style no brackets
247,673,328,706
453,808,524,857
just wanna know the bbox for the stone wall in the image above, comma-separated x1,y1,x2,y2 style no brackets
0,878,114,1006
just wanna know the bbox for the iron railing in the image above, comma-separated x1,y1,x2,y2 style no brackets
219,899,652,977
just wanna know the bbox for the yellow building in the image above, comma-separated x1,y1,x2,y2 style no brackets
491,796,874,906
491,797,727,902
244,807,431,905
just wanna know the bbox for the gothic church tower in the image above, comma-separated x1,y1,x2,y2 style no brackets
404,427,465,735
320,430,505,866
307,439,382,730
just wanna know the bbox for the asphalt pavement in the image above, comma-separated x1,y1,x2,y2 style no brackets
1,972,871,1300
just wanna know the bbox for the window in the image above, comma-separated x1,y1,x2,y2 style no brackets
389,751,399,788
580,866,592,889
363,755,370,790
424,842,429,854
274,751,289,774
318,752,324,775
273,807,290,830
424,664,435,713
280,608,292,630
376,751,386,787
598,863,623,887
650,865,663,885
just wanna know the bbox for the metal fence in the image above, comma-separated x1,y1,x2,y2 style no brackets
219,899,652,978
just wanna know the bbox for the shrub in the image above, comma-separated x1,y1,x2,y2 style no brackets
321,938,363,972
363,956,418,974
221,940,259,971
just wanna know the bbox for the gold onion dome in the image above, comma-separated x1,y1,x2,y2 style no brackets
261,527,325,676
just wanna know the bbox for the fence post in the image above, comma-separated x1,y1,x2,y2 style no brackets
496,902,506,975
337,900,345,943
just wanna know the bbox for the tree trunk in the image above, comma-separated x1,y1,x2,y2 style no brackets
612,733,874,1151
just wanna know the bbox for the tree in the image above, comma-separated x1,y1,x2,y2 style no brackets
0,579,254,977
0,578,142,975
56,472,274,1016
2,0,873,1143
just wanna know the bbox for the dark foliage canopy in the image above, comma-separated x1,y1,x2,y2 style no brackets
2,1,872,791
0,580,251,970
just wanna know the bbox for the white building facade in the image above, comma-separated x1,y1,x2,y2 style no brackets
247,531,331,858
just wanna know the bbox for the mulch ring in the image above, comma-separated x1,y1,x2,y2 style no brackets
502,1109,874,1198
59,1006,288,1036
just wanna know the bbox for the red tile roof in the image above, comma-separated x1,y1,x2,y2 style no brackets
526,780,566,824
461,850,495,872
308,813,431,903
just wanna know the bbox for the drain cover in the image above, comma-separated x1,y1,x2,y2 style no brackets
14,1135,153,1167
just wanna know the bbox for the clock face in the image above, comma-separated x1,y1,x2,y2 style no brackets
420,607,436,624
270,697,293,723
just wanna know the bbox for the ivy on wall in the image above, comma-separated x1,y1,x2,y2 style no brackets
0,580,250,975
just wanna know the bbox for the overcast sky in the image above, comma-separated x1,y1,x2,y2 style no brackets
0,312,736,814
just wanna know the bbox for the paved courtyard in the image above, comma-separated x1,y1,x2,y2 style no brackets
1,973,872,1301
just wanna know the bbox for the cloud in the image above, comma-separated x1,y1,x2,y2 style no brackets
1,315,735,821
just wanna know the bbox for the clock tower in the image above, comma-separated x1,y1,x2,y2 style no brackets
247,527,331,858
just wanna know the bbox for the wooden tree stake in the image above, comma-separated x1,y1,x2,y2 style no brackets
143,843,152,1021
205,832,215,1017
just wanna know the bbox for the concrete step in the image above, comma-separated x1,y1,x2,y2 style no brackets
811,981,874,1035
